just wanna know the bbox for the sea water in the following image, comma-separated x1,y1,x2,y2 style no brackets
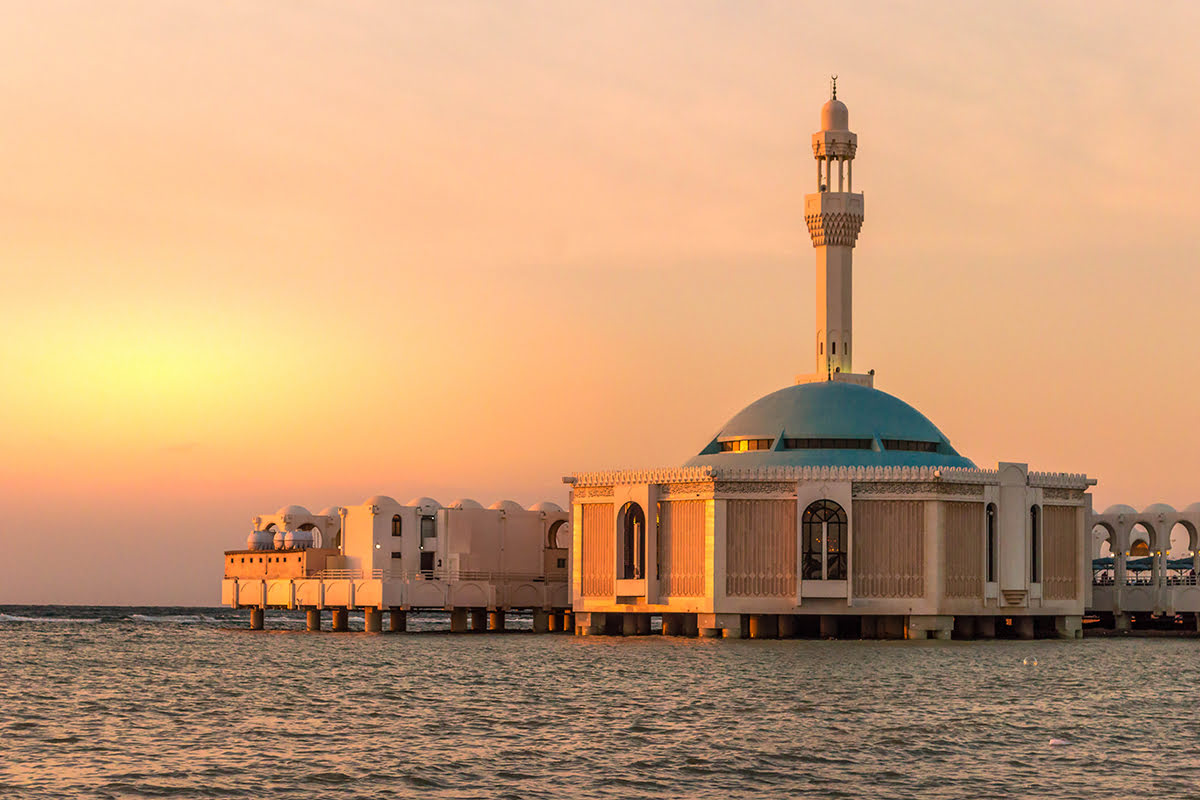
1,606,1197,799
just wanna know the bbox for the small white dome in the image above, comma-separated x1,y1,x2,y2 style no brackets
447,498,483,509
363,495,399,507
316,506,344,518
1184,502,1200,514
1143,503,1177,516
246,530,274,551
1101,504,1138,516
405,496,442,509
273,530,288,550
489,500,524,513
821,98,849,131
276,504,311,518
529,501,564,513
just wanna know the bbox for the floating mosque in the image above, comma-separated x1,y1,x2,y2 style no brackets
221,81,1196,639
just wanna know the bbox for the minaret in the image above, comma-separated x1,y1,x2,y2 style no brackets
799,77,867,386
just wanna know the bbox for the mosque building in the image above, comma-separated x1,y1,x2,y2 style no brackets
565,83,1095,640
221,82,1197,638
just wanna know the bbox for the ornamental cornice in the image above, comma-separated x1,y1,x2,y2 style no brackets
568,465,1093,490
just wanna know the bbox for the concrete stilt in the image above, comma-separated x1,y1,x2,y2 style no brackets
819,615,838,639
717,613,745,639
662,614,682,636
488,610,506,632
1014,616,1035,640
697,613,722,638
908,615,953,641
636,614,651,635
306,609,321,632
574,611,602,636
878,615,906,640
331,608,348,632
860,616,878,639
450,608,468,633
532,609,550,634
748,615,778,639
546,611,559,632
563,611,574,632
954,615,976,640
389,610,407,633
364,607,383,633
682,614,698,637
1115,613,1131,632
469,608,487,632
778,615,798,639
976,616,996,639
1055,615,1082,640
249,608,264,631
621,613,638,636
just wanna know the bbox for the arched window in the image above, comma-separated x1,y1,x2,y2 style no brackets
619,502,646,580
391,514,402,537
802,500,848,581
985,503,997,582
1030,505,1041,583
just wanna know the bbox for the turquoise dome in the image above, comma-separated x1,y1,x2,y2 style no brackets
685,381,975,469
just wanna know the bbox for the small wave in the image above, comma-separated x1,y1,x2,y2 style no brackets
0,613,100,623
128,614,202,623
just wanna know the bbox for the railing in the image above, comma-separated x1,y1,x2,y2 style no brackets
306,568,556,583
310,569,383,580
1092,574,1199,587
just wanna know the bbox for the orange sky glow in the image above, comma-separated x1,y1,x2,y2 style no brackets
2,1,1198,604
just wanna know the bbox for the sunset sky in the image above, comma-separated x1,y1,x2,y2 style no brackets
2,1,1198,604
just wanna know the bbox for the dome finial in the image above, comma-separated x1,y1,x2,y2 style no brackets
830,74,837,100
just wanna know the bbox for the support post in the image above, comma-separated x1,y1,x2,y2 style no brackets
364,607,382,633
1014,615,1035,640
450,608,468,633
488,610,506,632
662,614,682,636
331,608,348,632
908,615,953,641
778,615,798,639
469,608,487,632
389,610,407,633
697,613,723,638
976,616,996,639
574,611,603,636
682,614,698,637
716,613,745,639
860,615,877,639
306,608,321,632
249,608,264,631
819,615,838,639
748,615,778,639
636,614,651,635
532,609,550,634
953,615,976,640
1115,612,1131,632
621,613,638,636
1054,615,1082,640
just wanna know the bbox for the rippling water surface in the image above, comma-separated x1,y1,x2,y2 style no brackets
1,606,1198,799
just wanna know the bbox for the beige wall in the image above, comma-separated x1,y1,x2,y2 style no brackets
944,502,984,599
223,548,337,580
1043,505,1079,600
852,500,925,598
725,499,796,598
580,503,614,597
658,499,706,598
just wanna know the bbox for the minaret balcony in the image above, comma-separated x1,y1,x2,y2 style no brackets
803,192,864,247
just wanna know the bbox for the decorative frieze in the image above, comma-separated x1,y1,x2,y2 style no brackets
658,482,713,497
715,481,796,497
805,210,864,247
853,482,983,498
573,486,613,499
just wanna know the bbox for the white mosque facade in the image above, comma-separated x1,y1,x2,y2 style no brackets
221,83,1196,638
565,86,1093,640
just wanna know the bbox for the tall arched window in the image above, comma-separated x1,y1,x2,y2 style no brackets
1030,505,1041,583
985,503,997,582
391,514,402,537
803,500,848,580
620,502,646,580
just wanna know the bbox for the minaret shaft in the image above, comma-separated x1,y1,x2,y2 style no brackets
796,81,869,387
815,244,853,375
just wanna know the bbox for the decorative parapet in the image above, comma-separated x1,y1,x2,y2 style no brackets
567,465,1094,490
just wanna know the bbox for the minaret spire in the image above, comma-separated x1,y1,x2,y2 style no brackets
797,79,868,388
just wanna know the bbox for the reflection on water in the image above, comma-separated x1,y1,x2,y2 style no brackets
1,607,1199,799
